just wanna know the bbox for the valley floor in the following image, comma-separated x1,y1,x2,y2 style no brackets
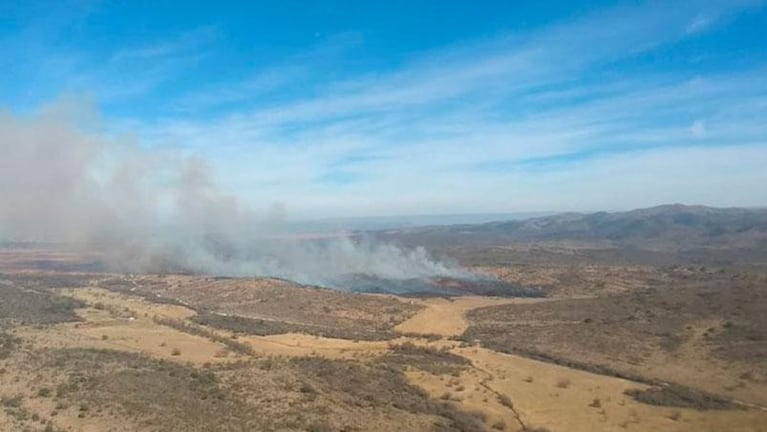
2,268,766,432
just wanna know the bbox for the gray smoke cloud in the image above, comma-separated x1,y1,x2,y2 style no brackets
0,101,471,288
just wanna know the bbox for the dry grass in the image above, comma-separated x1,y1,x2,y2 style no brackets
46,348,252,431
286,356,487,432
153,316,255,355
2,265,765,432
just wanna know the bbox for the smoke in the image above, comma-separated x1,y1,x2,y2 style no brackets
0,101,471,287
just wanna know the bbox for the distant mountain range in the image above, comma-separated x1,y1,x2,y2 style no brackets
377,205,767,251
284,212,555,233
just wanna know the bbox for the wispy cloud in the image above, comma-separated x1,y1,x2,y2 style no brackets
109,25,219,63
4,0,767,216
686,15,714,34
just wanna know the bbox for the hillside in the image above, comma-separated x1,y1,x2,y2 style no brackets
374,205,767,266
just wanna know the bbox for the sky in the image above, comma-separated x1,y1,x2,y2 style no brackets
1,0,767,219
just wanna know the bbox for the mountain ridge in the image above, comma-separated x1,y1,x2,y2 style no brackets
376,204,767,252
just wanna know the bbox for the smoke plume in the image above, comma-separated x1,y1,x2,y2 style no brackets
0,101,470,288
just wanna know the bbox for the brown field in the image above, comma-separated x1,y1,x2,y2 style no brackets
1,242,767,432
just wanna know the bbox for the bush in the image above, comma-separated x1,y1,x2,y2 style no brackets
0,331,19,359
1,394,23,408
381,342,470,375
307,421,333,432
497,394,513,408
625,385,737,410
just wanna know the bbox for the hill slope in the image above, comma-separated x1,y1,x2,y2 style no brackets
380,205,767,251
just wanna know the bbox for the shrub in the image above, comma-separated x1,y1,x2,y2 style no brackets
307,421,333,432
381,342,470,375
1,394,23,407
497,394,513,408
625,385,737,410
0,331,20,359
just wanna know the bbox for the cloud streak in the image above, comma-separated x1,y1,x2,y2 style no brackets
2,0,766,218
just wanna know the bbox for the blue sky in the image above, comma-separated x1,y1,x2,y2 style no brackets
2,0,767,218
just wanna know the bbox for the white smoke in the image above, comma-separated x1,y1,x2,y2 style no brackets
0,101,470,287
